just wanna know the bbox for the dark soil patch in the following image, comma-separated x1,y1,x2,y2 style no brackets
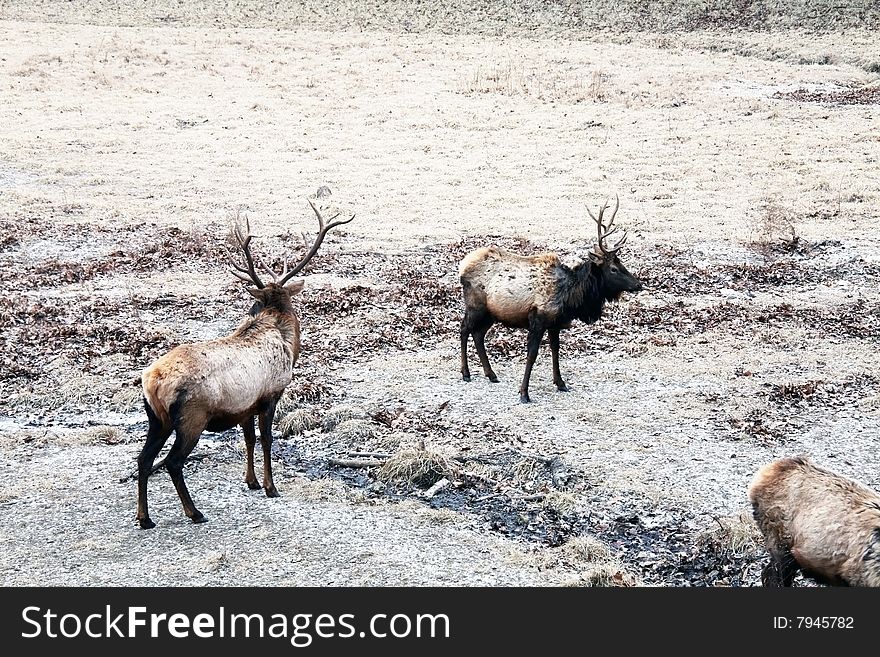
281,443,763,586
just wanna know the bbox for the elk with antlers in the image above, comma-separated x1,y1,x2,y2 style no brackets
136,198,354,529
458,196,642,402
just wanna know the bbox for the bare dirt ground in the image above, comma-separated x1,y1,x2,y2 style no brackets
1,3,879,586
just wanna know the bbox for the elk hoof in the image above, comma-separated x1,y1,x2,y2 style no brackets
190,512,208,524
246,480,261,490
519,394,531,404
462,373,471,382
265,486,280,498
488,375,499,383
556,383,569,392
138,518,156,530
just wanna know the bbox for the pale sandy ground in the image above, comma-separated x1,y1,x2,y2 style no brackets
1,8,879,586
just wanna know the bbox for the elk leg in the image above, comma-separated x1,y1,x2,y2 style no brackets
165,422,206,524
473,323,498,383
548,329,568,392
242,416,260,490
259,398,280,498
519,324,546,403
460,314,472,382
136,402,173,530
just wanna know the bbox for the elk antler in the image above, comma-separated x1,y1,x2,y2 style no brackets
228,199,355,287
277,198,355,284
228,216,266,288
586,194,627,255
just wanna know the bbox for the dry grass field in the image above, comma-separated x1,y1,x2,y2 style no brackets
1,2,879,586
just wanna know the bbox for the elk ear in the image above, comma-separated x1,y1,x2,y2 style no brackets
247,287,265,299
588,250,604,265
284,279,305,295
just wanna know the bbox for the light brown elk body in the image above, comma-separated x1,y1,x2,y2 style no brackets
458,197,643,402
136,199,353,529
748,455,880,586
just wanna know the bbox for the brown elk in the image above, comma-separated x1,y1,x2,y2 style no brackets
748,455,880,587
458,196,643,402
136,199,353,529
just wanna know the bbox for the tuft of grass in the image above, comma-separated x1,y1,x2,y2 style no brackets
418,506,462,525
377,447,456,488
542,490,578,515
570,564,639,587
561,536,610,563
277,409,319,438
83,425,125,445
321,405,367,432
333,419,376,444
749,197,799,255
698,512,764,559
373,431,405,453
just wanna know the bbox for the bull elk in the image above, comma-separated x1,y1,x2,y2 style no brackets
458,196,643,402
136,199,354,529
748,455,880,587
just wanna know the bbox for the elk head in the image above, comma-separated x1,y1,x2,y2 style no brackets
228,198,355,315
586,195,643,300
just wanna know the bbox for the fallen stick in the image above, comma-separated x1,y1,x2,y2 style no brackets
513,450,553,465
328,457,388,469
420,477,450,499
346,451,393,459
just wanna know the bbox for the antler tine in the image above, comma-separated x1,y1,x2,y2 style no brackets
605,194,620,231
603,195,622,252
230,268,258,284
587,199,610,252
256,252,280,283
279,198,355,283
602,225,620,240
587,195,625,255
604,230,628,254
228,216,265,288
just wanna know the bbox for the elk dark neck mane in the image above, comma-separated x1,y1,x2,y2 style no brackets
556,261,605,324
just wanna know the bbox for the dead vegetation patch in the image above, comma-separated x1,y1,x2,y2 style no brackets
277,409,320,438
773,85,880,106
4,222,879,422
0,217,233,291
765,374,879,409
